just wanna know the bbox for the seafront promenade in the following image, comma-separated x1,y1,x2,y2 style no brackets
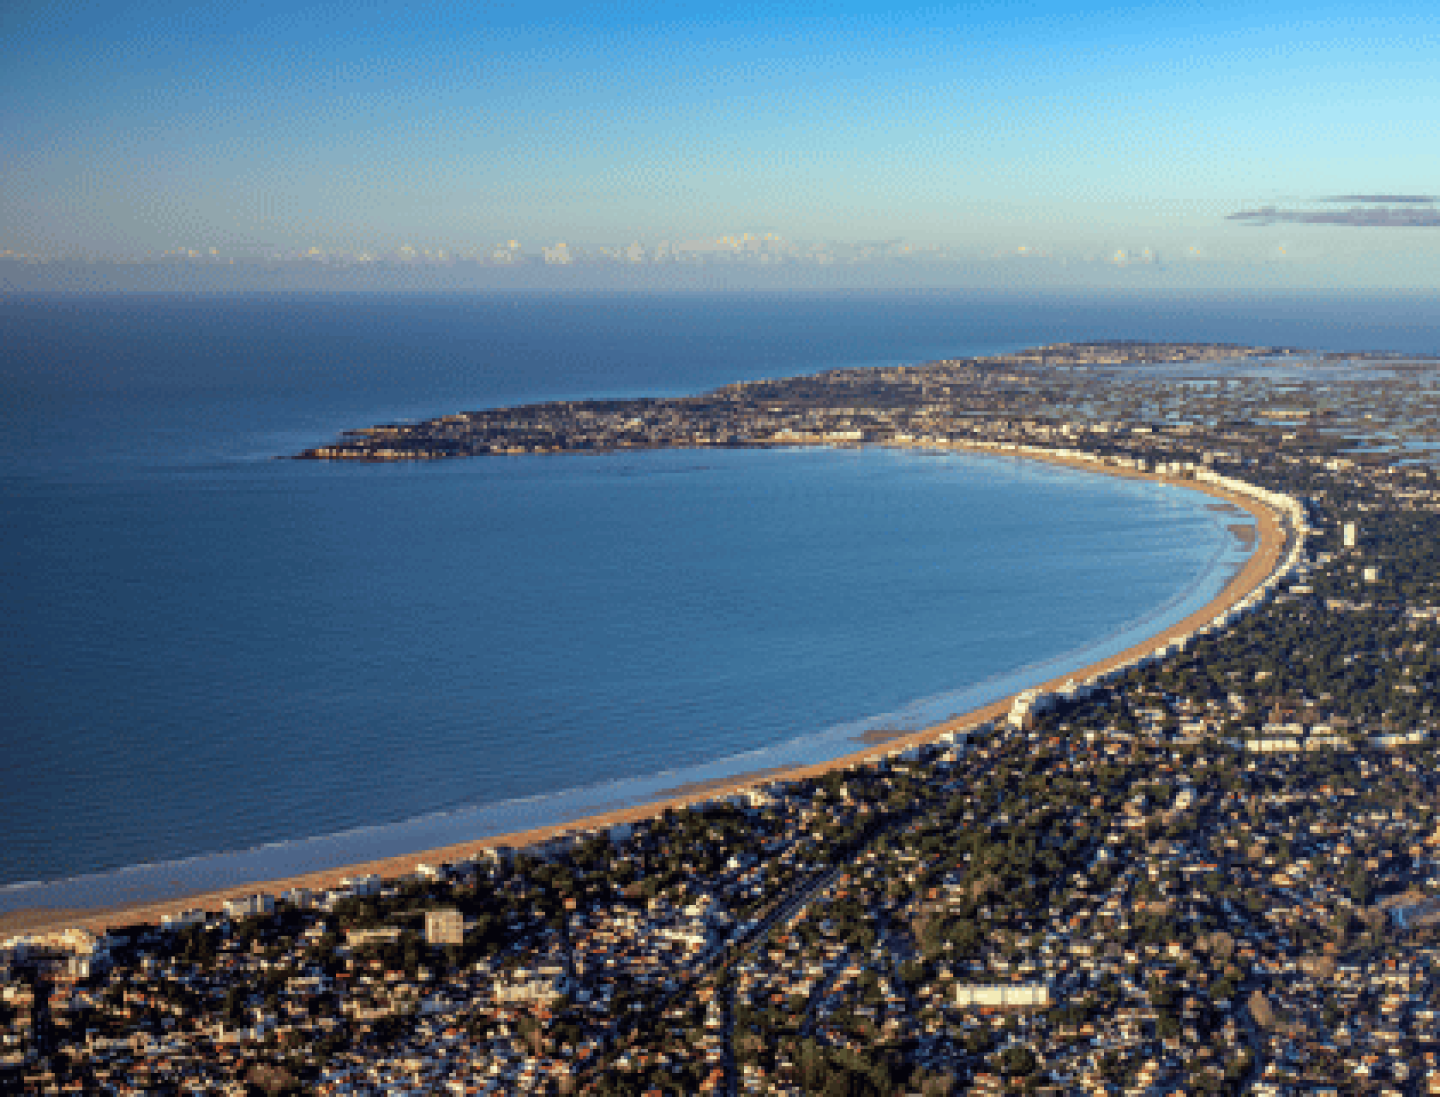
0,445,1301,940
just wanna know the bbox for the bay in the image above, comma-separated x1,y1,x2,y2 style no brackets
3,288,1434,911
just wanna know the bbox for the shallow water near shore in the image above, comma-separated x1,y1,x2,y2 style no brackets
5,288,1430,914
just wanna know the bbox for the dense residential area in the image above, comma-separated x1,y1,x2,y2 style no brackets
11,343,1440,1093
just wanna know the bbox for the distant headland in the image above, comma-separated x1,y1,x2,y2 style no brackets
297,341,1321,463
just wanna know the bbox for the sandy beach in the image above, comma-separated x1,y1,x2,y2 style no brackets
0,448,1290,939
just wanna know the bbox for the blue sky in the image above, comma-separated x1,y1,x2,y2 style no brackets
4,0,1440,283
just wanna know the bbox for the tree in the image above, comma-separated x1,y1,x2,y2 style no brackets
964,1025,994,1056
993,1045,1037,1077
223,986,246,1025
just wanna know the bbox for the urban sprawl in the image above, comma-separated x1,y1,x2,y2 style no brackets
11,342,1440,1095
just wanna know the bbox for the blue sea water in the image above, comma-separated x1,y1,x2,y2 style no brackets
3,289,1438,914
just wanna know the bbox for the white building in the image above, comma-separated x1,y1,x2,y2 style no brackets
954,984,1051,1007
222,893,275,919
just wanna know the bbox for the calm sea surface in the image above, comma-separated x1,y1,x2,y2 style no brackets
3,290,1437,912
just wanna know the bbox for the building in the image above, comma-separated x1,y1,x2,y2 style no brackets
341,874,382,897
222,894,275,919
954,984,1052,1007
160,909,207,931
425,908,465,947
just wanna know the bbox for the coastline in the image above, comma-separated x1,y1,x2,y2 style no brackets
0,445,1289,939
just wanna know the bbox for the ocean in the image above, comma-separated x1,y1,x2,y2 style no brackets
3,289,1438,914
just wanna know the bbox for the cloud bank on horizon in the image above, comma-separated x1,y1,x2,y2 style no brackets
3,0,1440,288
1231,196,1440,228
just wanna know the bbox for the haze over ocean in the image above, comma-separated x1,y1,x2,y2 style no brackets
2,289,1437,909
8,0,1440,288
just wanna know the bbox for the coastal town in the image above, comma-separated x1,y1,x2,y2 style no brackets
10,342,1440,1094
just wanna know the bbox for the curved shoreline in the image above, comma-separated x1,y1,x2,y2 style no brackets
0,446,1294,938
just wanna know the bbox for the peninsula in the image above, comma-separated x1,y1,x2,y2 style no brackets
296,341,1311,464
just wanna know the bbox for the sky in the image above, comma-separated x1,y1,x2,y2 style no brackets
4,0,1440,286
